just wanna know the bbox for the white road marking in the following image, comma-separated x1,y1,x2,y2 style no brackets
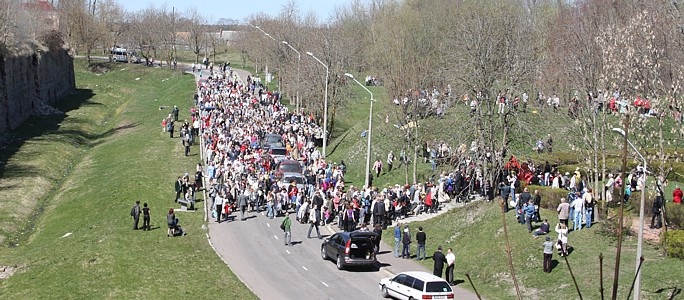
321,281,329,287
302,266,308,271
266,223,270,228
274,235,279,240
261,212,265,216
285,250,291,255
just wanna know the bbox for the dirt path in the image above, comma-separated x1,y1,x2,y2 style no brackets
630,217,661,242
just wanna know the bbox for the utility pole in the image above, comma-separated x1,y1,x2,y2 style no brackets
172,6,176,66
612,114,630,300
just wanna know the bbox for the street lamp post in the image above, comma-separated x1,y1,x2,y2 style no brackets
612,127,646,300
306,52,329,159
282,41,301,112
345,73,375,188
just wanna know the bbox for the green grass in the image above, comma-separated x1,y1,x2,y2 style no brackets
382,201,684,299
174,47,241,65
0,60,255,299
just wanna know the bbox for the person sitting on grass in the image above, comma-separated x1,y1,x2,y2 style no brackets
533,219,551,238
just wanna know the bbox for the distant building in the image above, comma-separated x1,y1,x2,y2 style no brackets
20,0,59,30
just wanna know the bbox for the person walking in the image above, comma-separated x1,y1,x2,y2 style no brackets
387,151,395,173
557,197,570,227
415,226,427,260
524,200,535,233
130,200,141,230
650,195,663,229
432,246,448,278
281,214,292,246
402,225,411,259
445,248,456,285
571,192,584,231
214,192,224,223
239,190,249,221
394,223,402,258
307,206,321,239
555,223,569,257
142,203,151,231
583,189,594,228
533,189,542,222
168,120,174,138
373,159,383,178
167,208,176,237
373,224,383,253
182,135,191,156
174,176,183,202
542,236,554,273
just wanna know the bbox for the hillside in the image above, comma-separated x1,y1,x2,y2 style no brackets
381,201,683,299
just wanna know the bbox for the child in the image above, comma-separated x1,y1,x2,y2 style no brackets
161,119,167,132
323,206,331,225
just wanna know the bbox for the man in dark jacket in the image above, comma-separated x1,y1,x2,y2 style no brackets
650,195,663,229
416,226,427,260
131,201,141,230
499,182,511,212
174,176,183,202
238,191,249,221
432,245,448,278
372,197,386,228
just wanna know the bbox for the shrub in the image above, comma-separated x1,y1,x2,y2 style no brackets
534,186,572,210
666,203,684,229
596,214,631,239
666,230,684,259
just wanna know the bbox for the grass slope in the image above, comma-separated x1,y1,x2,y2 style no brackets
0,61,255,299
381,202,683,300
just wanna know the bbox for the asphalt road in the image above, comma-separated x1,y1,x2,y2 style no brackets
200,67,480,300
207,209,389,299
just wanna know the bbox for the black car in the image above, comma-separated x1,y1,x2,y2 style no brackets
321,231,378,270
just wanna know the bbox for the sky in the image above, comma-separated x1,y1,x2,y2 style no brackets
115,0,358,23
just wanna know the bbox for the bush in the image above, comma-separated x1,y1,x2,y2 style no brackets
666,230,684,259
596,214,631,239
534,186,572,210
666,203,684,229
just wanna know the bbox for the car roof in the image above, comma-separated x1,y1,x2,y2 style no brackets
395,271,446,282
335,231,377,238
279,160,300,165
281,172,305,177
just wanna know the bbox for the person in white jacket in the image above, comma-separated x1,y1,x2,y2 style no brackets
555,223,569,257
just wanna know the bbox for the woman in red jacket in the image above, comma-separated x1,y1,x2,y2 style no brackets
673,186,683,204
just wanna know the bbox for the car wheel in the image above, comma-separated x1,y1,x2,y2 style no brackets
381,285,389,298
321,246,327,260
336,255,344,270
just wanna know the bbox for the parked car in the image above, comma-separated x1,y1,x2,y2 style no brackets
269,146,288,163
275,159,303,179
379,271,454,300
262,133,283,149
320,231,377,270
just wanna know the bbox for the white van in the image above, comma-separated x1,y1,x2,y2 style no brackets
379,271,454,300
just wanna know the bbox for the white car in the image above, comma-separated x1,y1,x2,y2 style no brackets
379,271,454,300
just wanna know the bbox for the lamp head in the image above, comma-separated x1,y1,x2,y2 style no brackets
612,128,626,136
282,41,288,44
344,73,354,79
306,51,313,56
265,33,270,36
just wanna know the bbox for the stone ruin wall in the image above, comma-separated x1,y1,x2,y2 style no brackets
0,44,75,135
